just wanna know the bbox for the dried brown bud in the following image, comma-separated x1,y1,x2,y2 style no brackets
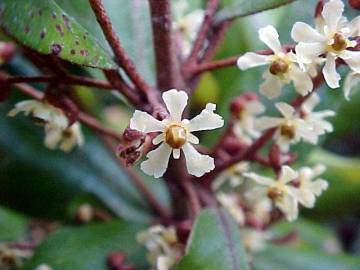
349,0,360,9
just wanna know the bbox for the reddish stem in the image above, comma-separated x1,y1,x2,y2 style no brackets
89,0,151,95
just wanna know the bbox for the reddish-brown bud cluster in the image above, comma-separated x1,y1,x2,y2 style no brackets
349,0,360,9
117,128,146,166
107,252,135,270
230,92,258,119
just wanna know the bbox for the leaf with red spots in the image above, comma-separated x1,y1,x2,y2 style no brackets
0,0,116,69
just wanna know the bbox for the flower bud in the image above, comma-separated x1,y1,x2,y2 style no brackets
107,252,126,270
123,128,144,142
0,42,16,64
243,92,258,101
314,0,324,17
75,204,94,224
349,0,360,9
230,96,246,117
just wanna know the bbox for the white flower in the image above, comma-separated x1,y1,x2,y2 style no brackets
233,100,265,144
292,0,360,88
44,122,84,152
243,229,271,253
216,192,245,225
237,25,313,99
244,166,300,221
290,164,328,208
344,72,360,100
212,162,249,190
255,102,316,152
173,2,204,57
8,100,68,128
8,100,84,152
137,226,182,270
130,89,224,178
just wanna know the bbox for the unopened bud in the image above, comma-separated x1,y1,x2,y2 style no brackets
230,96,246,117
243,92,258,101
349,0,360,9
75,204,94,224
123,128,144,142
315,0,324,17
0,42,16,64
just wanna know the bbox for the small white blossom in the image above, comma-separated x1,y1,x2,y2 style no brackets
243,229,271,253
301,93,335,136
8,100,84,152
237,25,313,99
292,0,360,88
212,162,249,190
44,122,84,152
244,166,300,221
233,100,265,144
130,89,224,178
137,226,182,270
290,164,328,208
216,192,245,225
344,71,360,100
255,102,316,152
173,2,204,57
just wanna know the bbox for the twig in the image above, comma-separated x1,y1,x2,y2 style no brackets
180,179,201,216
185,0,219,66
89,0,151,94
148,0,180,90
6,75,113,89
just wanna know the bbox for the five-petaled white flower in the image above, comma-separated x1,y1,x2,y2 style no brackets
137,225,182,270
237,25,313,99
244,165,300,221
255,102,316,152
292,0,360,88
290,164,328,208
233,100,265,144
212,162,249,190
130,89,224,178
301,93,335,137
8,100,84,152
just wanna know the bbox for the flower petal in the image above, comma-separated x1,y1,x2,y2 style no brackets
259,73,283,99
237,52,270,70
290,65,313,96
162,89,188,122
322,0,344,32
291,22,325,43
295,42,325,65
323,54,341,88
141,143,172,178
130,110,165,133
244,172,274,186
187,103,224,132
279,165,298,184
255,117,283,131
344,72,360,100
258,25,282,53
275,102,295,119
182,143,214,177
277,194,298,221
173,148,181,159
153,133,165,145
348,16,360,37
302,93,320,113
341,50,360,73
187,133,199,144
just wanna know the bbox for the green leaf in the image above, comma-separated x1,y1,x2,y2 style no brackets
254,244,360,270
0,206,27,241
176,208,249,270
22,220,148,270
0,101,153,222
216,0,298,24
0,0,116,69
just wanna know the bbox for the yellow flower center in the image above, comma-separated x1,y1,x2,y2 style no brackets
165,124,188,149
280,123,295,139
269,59,290,76
328,33,348,53
267,186,285,202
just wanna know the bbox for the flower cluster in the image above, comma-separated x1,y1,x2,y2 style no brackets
8,100,83,152
137,226,183,270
